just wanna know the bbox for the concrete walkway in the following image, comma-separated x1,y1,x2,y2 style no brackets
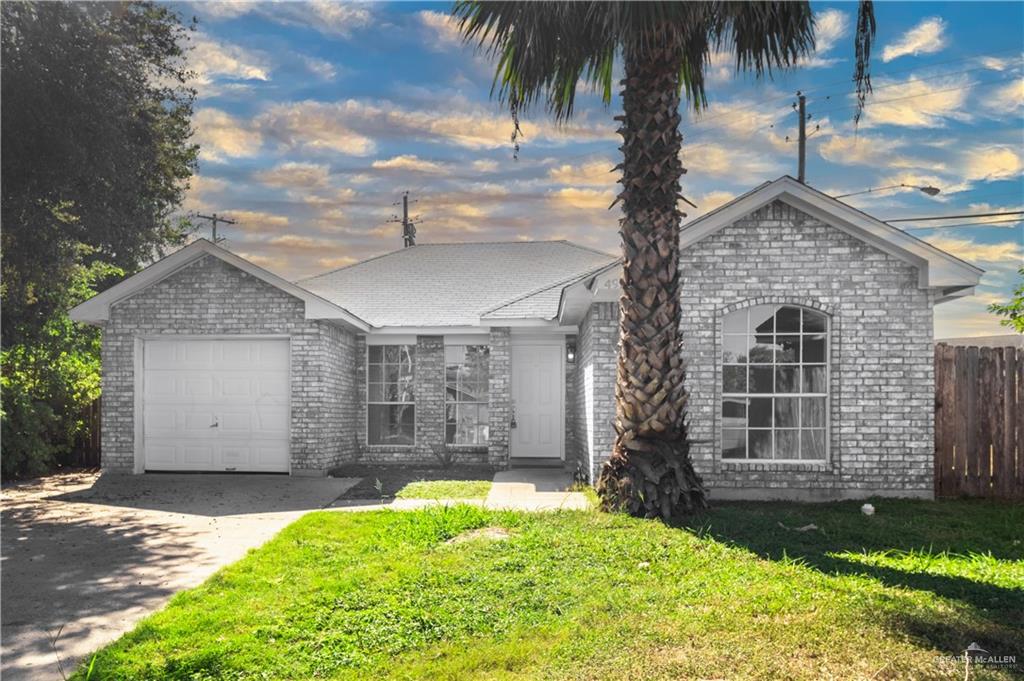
485,468,590,511
1,472,358,681
327,468,591,513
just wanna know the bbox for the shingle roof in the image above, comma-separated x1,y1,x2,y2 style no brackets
297,240,617,327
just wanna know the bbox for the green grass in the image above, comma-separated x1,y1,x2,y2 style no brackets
74,500,1023,680
394,479,492,500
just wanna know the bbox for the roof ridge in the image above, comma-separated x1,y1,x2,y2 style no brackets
296,239,617,283
482,258,619,315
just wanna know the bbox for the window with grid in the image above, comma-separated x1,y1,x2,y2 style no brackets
445,345,490,445
721,305,828,460
367,345,415,446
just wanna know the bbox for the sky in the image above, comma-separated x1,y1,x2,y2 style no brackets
171,1,1023,337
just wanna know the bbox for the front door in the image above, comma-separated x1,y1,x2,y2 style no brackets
510,342,564,458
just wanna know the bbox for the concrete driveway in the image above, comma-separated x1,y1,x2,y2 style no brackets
1,471,357,681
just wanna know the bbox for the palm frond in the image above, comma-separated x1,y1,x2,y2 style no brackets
452,1,819,120
853,0,876,125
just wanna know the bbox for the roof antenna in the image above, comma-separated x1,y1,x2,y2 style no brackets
387,191,422,247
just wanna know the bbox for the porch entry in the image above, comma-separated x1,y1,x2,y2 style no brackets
510,340,564,459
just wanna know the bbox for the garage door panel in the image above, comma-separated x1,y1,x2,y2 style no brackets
182,443,215,466
143,339,290,472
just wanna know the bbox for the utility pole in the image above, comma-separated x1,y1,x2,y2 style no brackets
797,93,807,184
195,213,236,244
386,192,421,247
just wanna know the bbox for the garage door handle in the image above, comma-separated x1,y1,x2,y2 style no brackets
210,417,219,428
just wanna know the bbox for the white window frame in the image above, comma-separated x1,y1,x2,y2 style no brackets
443,344,490,446
366,343,416,447
720,304,830,464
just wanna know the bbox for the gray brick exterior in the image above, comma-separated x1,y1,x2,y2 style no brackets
571,199,936,499
678,200,935,499
96,198,937,496
571,303,619,482
100,254,358,474
487,328,512,468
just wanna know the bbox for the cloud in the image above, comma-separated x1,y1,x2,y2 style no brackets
197,1,372,38
316,255,358,269
253,98,613,154
471,160,499,173
183,174,228,212
684,143,782,182
962,145,1023,182
256,101,376,156
548,159,618,187
254,162,331,190
990,78,1024,112
371,155,449,174
922,235,1023,263
193,108,263,161
301,55,338,80
226,210,290,234
692,190,737,215
548,188,615,210
189,32,270,85
860,75,970,128
418,10,465,51
799,9,849,68
881,18,948,62
817,133,943,171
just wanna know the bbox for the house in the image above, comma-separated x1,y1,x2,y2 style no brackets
70,176,983,500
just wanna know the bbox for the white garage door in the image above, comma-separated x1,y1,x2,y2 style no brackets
142,338,290,472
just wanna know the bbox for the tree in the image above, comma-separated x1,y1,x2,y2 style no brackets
988,267,1024,333
1,2,198,476
453,1,876,518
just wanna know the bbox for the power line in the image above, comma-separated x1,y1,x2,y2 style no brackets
886,210,1024,223
903,218,1024,230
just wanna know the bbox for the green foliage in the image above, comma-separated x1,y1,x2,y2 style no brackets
1,2,197,475
1,260,117,477
988,267,1024,333
73,500,1022,680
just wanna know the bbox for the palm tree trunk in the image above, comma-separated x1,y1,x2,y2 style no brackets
595,40,707,519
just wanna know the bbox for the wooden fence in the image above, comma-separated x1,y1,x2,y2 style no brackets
934,344,1022,500
71,397,102,468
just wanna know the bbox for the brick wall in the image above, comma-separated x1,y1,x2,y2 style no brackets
573,302,619,482
487,328,511,468
100,254,358,474
678,200,935,499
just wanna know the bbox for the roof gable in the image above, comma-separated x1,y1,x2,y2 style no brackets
678,176,983,291
69,239,369,331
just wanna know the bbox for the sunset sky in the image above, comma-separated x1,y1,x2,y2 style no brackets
172,1,1023,337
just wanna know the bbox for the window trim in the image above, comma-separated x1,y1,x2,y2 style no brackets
365,343,416,447
443,344,490,446
719,304,831,464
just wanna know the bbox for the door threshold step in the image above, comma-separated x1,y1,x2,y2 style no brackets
509,457,565,469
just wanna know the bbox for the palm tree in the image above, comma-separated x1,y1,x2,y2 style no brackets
453,1,876,519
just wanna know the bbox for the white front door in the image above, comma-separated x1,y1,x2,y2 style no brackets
510,342,564,459
142,338,290,472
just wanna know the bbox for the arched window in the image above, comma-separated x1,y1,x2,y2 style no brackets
721,305,828,460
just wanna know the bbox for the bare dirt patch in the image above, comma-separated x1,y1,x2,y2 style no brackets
445,527,513,544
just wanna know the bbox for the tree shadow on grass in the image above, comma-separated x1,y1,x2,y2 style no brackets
672,498,1024,657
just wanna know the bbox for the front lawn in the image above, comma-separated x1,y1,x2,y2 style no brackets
76,500,1023,680
395,479,492,500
